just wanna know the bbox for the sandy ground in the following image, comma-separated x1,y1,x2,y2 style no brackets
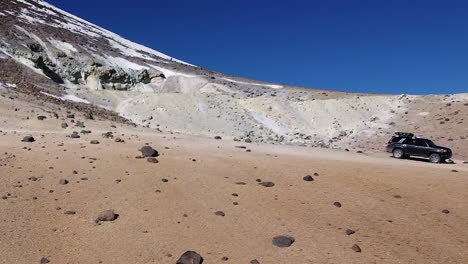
1,99,467,264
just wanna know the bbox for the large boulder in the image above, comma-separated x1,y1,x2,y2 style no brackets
176,251,203,264
136,69,165,84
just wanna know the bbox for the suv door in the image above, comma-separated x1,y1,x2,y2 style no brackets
413,139,430,157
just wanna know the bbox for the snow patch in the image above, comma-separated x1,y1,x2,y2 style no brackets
221,77,283,89
48,38,78,56
148,65,197,78
418,112,430,116
250,112,290,135
0,83,17,89
40,91,90,104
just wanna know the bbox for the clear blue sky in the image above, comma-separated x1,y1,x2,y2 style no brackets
47,0,468,94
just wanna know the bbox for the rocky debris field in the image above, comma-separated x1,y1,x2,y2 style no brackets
0,92,467,264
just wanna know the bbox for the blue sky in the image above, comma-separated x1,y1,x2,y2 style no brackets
48,0,468,94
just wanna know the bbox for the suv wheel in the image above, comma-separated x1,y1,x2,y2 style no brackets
429,153,441,163
392,149,404,159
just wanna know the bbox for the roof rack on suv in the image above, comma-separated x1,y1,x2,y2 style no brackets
394,132,414,138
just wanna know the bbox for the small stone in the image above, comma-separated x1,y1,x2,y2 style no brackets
162,178,169,182
70,132,80,138
259,182,275,187
21,136,35,142
221,256,229,261
147,157,159,163
351,244,362,252
61,122,68,128
40,257,50,263
250,259,260,264
333,202,342,208
96,210,118,222
139,146,159,157
176,251,203,264
442,209,450,214
272,236,295,247
214,211,225,216
64,210,76,215
345,229,355,235
214,136,222,140
90,140,99,144
303,175,314,181
59,179,69,185
37,115,47,120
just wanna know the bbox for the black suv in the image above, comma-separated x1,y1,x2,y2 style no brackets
386,132,452,163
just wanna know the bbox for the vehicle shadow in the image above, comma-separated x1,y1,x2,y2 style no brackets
388,156,455,164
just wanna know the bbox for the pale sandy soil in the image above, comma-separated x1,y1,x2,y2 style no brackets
0,97,467,264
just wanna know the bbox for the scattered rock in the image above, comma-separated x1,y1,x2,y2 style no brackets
214,136,222,140
259,182,275,187
96,210,119,222
102,132,114,139
139,146,159,157
351,244,362,252
84,112,94,120
214,211,225,216
70,132,80,138
442,209,450,214
21,136,35,142
59,179,69,185
37,115,47,120
61,122,68,128
333,202,342,208
345,229,355,235
147,157,159,163
40,257,50,263
64,210,76,215
303,175,314,181
250,259,260,264
176,251,203,264
272,236,295,247
75,121,85,128
90,140,99,144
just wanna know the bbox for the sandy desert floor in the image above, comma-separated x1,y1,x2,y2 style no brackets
0,98,467,264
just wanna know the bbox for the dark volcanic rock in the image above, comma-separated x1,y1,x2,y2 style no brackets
61,122,68,128
259,182,275,187
345,229,355,235
59,179,69,185
147,157,159,163
90,140,99,144
139,146,159,157
214,136,222,140
333,202,342,208
214,211,225,216
351,244,362,252
84,112,94,120
37,115,47,120
442,209,450,214
96,210,118,222
272,236,295,247
250,259,260,264
176,251,203,264
21,136,35,142
303,175,314,181
40,257,50,263
70,132,80,138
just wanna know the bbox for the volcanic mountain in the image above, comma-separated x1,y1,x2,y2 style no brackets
0,0,467,157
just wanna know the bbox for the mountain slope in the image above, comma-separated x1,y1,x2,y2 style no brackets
1,0,467,158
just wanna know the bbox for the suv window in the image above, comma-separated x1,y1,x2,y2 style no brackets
399,138,413,144
414,139,427,147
